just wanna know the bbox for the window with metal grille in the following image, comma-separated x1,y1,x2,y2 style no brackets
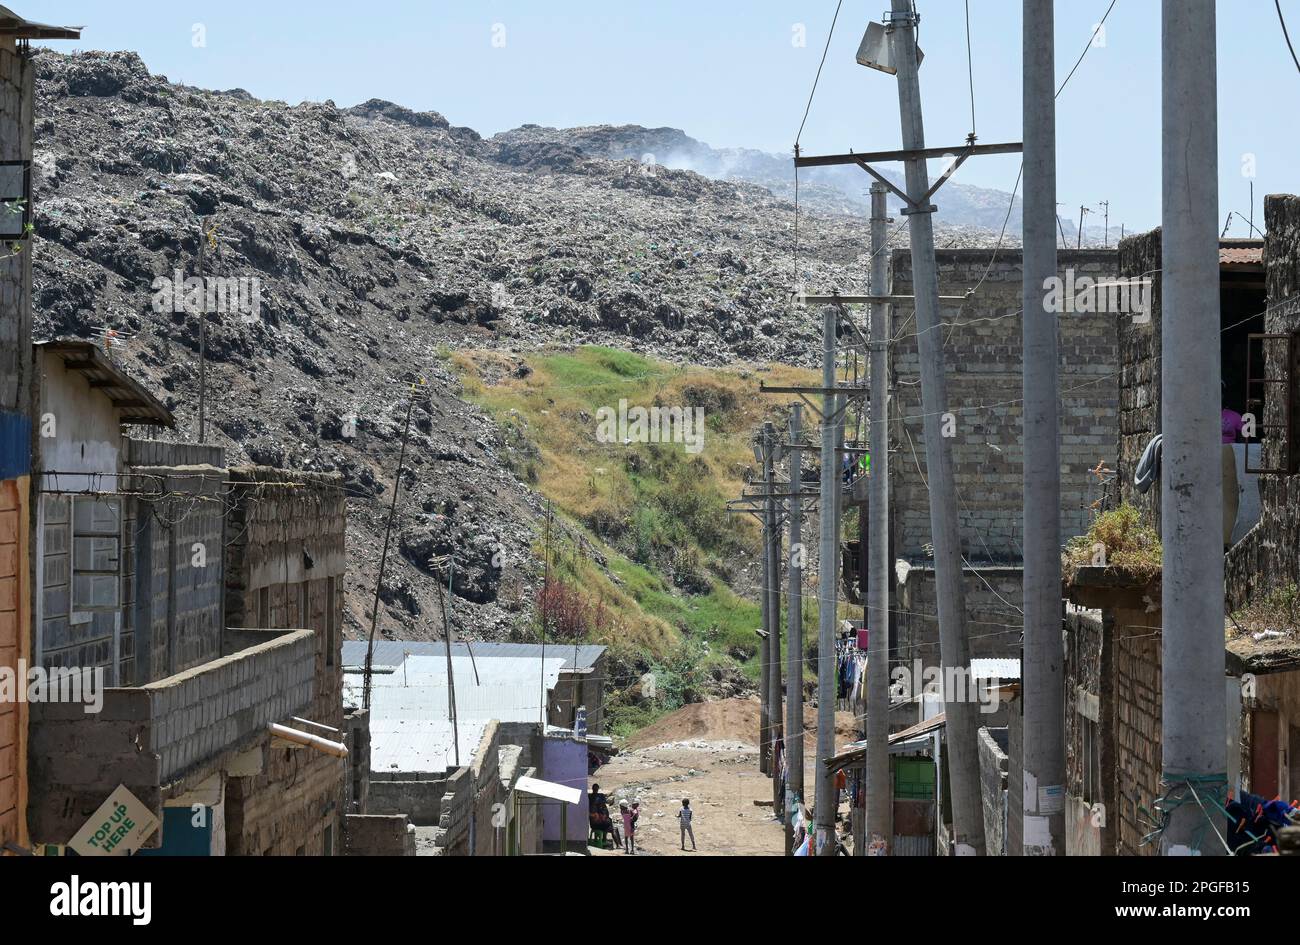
1244,332,1300,474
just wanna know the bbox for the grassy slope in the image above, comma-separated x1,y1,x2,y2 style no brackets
454,346,819,733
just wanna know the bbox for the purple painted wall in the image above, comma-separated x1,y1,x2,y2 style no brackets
541,734,588,845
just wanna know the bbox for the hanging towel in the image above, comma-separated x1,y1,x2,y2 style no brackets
1134,434,1162,494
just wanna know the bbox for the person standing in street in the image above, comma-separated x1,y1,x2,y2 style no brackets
678,798,696,851
620,800,636,854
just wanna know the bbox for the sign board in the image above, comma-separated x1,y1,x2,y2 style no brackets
67,785,160,857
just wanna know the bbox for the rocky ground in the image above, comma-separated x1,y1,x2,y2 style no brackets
28,48,1006,650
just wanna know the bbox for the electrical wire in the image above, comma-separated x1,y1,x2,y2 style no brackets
1277,0,1300,75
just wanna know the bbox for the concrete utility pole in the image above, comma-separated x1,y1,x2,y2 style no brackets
887,0,985,855
764,420,784,809
785,404,805,855
1159,0,1226,856
1021,0,1065,857
865,182,892,855
814,304,840,855
759,432,773,777
196,217,207,443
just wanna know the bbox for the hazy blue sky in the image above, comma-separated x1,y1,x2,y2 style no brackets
32,0,1300,232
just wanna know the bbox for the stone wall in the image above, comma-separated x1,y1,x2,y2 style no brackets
1062,604,1112,856
1116,230,1164,526
1114,616,1161,857
1227,195,1300,607
890,248,1120,562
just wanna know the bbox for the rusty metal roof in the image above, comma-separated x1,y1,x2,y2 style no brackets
37,340,174,427
1220,240,1264,268
0,5,82,40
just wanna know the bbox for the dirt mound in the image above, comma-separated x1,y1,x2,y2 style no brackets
626,697,857,750
626,698,762,749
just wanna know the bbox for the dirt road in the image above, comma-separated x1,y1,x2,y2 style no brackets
589,698,857,857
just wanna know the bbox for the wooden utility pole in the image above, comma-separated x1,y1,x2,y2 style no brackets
362,381,423,710
1159,0,1227,855
784,404,805,855
864,182,892,855
887,0,985,854
1022,0,1065,856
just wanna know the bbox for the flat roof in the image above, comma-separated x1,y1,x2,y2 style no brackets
343,653,568,774
37,340,174,428
342,639,605,673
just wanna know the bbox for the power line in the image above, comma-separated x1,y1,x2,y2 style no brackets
1278,0,1300,75
794,0,846,147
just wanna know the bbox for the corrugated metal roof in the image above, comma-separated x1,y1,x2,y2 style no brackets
343,653,567,774
37,340,174,427
1220,241,1264,267
341,639,605,672
0,5,82,39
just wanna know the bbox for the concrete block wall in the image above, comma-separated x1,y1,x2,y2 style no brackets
345,814,414,856
367,774,448,826
977,726,1008,856
435,721,506,856
890,249,1120,563
226,740,346,855
344,706,370,813
1227,195,1300,608
26,627,315,845
130,466,226,684
894,565,1024,671
224,466,345,729
222,468,349,855
143,627,315,782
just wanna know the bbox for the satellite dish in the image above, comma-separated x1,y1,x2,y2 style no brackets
855,21,923,74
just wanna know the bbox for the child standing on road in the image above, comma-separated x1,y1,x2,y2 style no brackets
620,800,637,854
678,798,696,851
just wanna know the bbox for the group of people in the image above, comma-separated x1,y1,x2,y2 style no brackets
588,784,698,853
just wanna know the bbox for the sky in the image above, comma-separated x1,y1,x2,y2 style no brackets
27,0,1300,233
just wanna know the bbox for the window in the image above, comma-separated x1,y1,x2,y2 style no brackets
258,586,270,628
71,497,121,612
